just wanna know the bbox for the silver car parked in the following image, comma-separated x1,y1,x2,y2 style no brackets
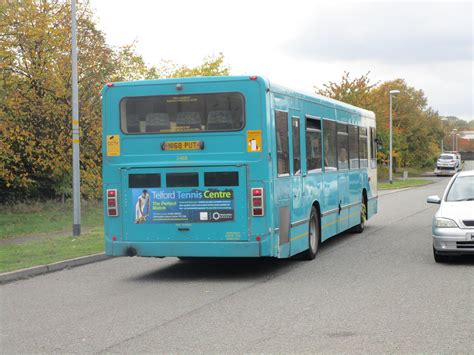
427,170,474,263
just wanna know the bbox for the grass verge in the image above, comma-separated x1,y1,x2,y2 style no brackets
0,227,104,273
377,165,433,181
0,200,103,240
378,179,433,190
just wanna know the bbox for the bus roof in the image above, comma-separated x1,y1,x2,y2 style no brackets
105,75,375,120
267,80,375,120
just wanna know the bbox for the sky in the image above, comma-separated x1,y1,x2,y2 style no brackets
89,0,473,121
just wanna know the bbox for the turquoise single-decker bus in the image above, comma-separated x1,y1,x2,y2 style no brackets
102,76,378,260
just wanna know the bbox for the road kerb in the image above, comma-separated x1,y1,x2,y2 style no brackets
378,179,437,196
378,187,416,196
0,253,109,284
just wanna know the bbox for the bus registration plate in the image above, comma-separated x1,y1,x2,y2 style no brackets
161,141,203,151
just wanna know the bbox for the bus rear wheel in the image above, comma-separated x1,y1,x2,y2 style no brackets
302,206,320,260
353,195,366,233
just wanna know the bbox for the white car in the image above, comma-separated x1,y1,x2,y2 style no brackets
434,153,460,176
427,170,474,263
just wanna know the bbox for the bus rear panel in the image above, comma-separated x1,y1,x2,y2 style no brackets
103,76,271,258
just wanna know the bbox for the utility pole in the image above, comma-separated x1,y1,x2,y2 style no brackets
71,0,81,236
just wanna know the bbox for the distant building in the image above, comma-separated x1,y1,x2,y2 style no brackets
458,131,474,152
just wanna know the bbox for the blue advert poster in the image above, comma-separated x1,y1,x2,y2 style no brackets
132,188,234,224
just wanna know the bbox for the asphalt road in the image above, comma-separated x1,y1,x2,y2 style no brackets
1,176,473,353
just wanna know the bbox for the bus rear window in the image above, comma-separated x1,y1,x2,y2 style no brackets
120,93,244,134
166,173,199,187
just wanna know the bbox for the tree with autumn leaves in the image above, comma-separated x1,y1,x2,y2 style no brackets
316,72,473,169
0,0,229,202
2,1,471,202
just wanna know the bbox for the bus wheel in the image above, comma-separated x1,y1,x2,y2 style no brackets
353,196,367,233
303,206,320,260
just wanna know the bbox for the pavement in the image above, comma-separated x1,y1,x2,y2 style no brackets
0,253,108,284
378,186,417,196
1,176,473,353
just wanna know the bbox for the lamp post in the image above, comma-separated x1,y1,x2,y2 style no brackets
71,0,81,236
452,129,458,151
440,117,448,153
389,90,400,184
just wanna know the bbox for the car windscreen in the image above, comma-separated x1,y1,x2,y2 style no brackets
439,154,455,160
120,93,244,134
446,176,474,202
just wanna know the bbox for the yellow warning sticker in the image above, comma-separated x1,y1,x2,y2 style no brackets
106,135,120,156
247,130,262,152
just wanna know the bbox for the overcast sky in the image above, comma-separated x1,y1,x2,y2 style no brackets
89,0,473,121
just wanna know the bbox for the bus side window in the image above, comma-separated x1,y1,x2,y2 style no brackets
306,117,322,173
292,117,301,175
275,111,289,176
349,125,359,169
323,120,337,171
337,123,349,170
359,127,368,168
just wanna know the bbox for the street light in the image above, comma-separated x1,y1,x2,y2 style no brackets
71,0,81,236
451,129,458,151
440,117,448,152
389,89,400,184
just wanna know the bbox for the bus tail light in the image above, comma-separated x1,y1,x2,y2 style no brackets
107,189,118,217
251,188,264,216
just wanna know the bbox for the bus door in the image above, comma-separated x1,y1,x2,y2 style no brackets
337,123,350,233
274,110,292,256
290,114,307,254
321,119,339,240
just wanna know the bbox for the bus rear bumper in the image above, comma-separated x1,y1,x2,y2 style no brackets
105,238,272,258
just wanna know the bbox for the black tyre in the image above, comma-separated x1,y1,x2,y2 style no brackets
302,206,320,260
433,247,449,263
352,195,367,233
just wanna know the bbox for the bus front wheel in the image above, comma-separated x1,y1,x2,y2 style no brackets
302,206,320,260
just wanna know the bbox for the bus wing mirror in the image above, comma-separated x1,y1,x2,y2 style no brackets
375,138,383,150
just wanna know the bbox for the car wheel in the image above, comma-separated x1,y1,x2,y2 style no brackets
301,207,320,260
433,247,449,263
